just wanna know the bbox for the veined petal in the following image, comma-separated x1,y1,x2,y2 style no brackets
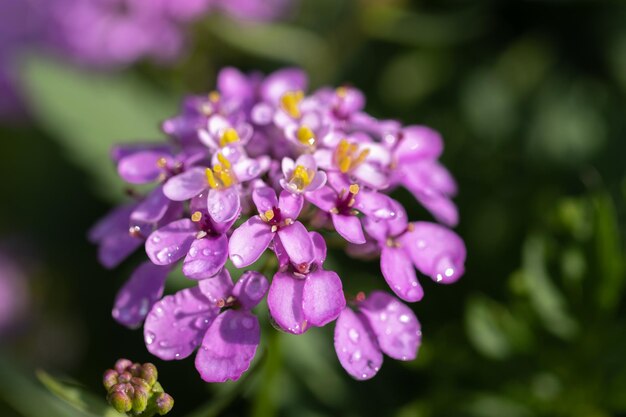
359,291,421,361
207,187,241,224
381,246,423,302
131,186,170,225
163,167,207,201
144,287,218,361
334,308,382,381
267,272,307,334
278,190,304,219
195,310,260,382
183,235,229,280
233,271,269,310
303,270,345,327
145,219,196,266
112,262,169,328
252,187,278,214
118,151,170,184
277,221,314,267
228,217,273,268
332,214,366,244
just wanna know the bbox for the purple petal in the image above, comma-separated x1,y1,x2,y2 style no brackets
88,204,135,244
163,167,208,201
98,232,143,269
302,270,345,327
267,272,307,334
355,191,396,220
332,214,366,244
199,269,234,303
359,291,421,361
310,232,327,265
218,67,253,101
228,217,273,268
112,262,169,328
183,235,229,280
395,126,443,163
207,187,241,224
260,68,308,104
233,271,269,310
111,143,172,163
195,310,260,382
144,287,218,361
252,186,278,214
145,219,197,266
352,163,389,189
278,190,304,219
130,186,170,225
399,222,466,284
334,308,383,381
305,186,336,212
381,246,423,302
117,151,170,184
277,221,315,267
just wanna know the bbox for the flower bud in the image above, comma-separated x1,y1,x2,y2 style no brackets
102,369,118,391
131,385,149,414
114,358,133,374
118,371,132,383
128,363,142,376
108,390,132,413
140,363,158,387
155,392,174,415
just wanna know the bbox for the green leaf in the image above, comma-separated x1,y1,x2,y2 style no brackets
20,54,175,202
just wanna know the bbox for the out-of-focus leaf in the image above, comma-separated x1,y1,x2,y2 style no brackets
251,331,281,417
592,193,625,313
466,394,534,417
520,235,578,339
36,371,123,417
496,36,553,97
205,16,332,85
20,54,174,202
0,354,98,417
465,295,532,359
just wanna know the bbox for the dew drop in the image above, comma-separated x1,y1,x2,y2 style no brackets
349,350,362,363
348,328,360,343
189,246,198,257
194,317,209,329
152,236,161,244
399,314,410,324
379,312,388,322
145,331,155,345
202,248,212,256
158,340,170,348
231,254,244,267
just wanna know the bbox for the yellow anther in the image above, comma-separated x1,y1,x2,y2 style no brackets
205,168,218,189
290,165,313,190
156,157,168,168
336,86,348,98
349,184,360,195
219,128,240,147
218,171,233,188
208,91,220,103
334,139,369,173
191,211,203,222
280,91,304,119
216,153,231,169
264,209,275,221
296,125,316,146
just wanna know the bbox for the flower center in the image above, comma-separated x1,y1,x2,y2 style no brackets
334,139,370,173
296,125,316,147
259,207,293,232
219,128,240,147
190,211,216,238
156,157,183,181
331,184,360,215
205,153,236,189
289,165,314,191
280,90,304,119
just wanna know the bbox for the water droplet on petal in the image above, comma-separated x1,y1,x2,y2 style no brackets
231,254,243,267
152,236,161,243
189,246,198,257
202,248,211,256
348,328,360,343
399,314,410,324
145,331,155,345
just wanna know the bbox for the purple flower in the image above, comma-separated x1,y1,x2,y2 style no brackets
144,269,268,382
229,186,314,269
334,291,421,380
279,154,327,194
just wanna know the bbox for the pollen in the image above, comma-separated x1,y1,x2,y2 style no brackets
208,91,220,103
290,165,313,190
205,153,235,189
296,125,316,146
156,157,168,168
280,91,304,119
349,184,359,195
264,209,275,221
219,128,240,147
336,86,348,98
191,211,202,222
334,139,369,173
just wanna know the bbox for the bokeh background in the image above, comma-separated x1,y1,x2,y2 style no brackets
1,1,626,416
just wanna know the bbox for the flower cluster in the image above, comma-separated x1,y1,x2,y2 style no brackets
103,359,174,416
91,67,466,382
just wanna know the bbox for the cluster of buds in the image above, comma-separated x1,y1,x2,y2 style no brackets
103,359,173,416
90,67,466,382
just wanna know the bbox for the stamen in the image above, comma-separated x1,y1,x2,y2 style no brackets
349,184,360,195
219,128,240,147
264,209,275,221
334,139,370,173
205,168,218,189
290,165,312,190
191,211,202,222
280,91,304,119
208,91,220,103
296,125,316,146
336,86,348,98
156,157,168,168
216,153,231,169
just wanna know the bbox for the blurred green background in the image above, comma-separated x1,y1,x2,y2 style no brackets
1,1,626,416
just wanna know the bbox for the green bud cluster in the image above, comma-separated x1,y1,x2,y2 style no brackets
103,359,174,416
